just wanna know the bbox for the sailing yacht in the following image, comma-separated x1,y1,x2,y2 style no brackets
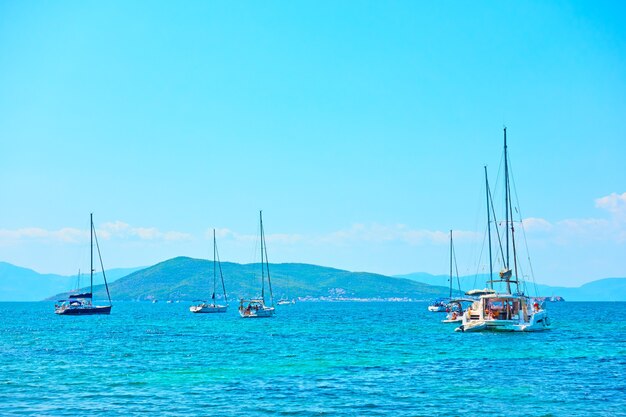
190,229,228,313
55,213,113,315
427,298,448,312
277,277,296,305
239,211,275,318
442,230,472,323
429,232,460,313
456,129,550,332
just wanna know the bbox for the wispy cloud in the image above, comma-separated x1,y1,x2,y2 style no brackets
521,192,626,244
522,217,553,233
0,227,86,243
99,221,192,242
0,222,192,244
209,228,306,244
595,192,626,220
209,224,480,246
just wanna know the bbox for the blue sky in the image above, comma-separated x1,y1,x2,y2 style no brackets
1,1,625,286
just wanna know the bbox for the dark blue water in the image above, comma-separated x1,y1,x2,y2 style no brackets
0,302,624,416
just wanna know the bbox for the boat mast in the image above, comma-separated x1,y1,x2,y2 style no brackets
262,216,274,307
91,214,112,305
213,229,217,303
484,166,494,289
506,136,521,294
503,128,512,294
449,230,453,299
260,211,265,303
215,229,227,302
504,128,510,273
90,213,94,297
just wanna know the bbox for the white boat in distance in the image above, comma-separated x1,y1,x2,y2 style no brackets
239,211,275,318
442,298,475,323
190,229,228,314
427,299,448,312
456,128,550,332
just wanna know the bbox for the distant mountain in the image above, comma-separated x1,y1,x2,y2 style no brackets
49,256,458,302
4,258,624,302
396,272,626,301
0,262,144,301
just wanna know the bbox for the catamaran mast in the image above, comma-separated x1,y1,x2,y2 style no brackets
506,132,521,294
503,128,514,294
484,166,494,289
504,128,510,274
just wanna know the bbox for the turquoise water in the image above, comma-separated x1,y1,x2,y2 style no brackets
0,302,624,416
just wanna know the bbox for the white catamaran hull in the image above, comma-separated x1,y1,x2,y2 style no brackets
456,310,550,332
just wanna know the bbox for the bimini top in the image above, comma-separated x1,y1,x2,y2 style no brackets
68,292,92,299
449,298,477,304
481,293,528,300
465,288,496,297
240,298,265,303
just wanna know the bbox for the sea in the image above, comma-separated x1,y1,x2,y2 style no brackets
0,301,624,416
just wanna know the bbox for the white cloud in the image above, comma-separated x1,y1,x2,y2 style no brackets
321,223,457,245
522,217,553,232
209,223,480,246
99,222,192,242
0,227,86,243
0,222,192,244
595,192,626,220
520,193,626,244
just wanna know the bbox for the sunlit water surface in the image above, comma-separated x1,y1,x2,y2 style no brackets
1,301,624,416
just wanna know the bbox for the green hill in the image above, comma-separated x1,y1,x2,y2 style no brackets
49,256,457,301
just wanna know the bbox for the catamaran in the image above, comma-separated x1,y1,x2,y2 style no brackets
239,211,275,318
190,229,228,313
456,128,550,332
55,213,112,315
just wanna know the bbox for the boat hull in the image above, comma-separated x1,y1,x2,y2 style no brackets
456,311,550,332
190,304,228,313
55,305,112,316
239,307,275,318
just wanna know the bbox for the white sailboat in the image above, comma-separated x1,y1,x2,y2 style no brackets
441,230,470,323
239,211,275,318
190,229,228,313
456,128,550,332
